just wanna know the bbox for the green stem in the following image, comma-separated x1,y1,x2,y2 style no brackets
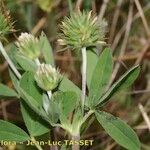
81,47,87,111
35,58,41,66
72,134,80,150
68,0,73,14
82,110,94,124
0,42,21,79
31,137,43,150
47,90,52,100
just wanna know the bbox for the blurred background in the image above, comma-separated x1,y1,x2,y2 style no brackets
0,0,150,149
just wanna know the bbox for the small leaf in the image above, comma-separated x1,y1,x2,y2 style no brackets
0,120,30,142
98,65,140,106
95,111,140,150
19,72,50,123
87,50,98,88
54,91,78,124
59,76,81,97
19,87,49,123
40,33,54,66
21,101,49,137
0,83,18,97
88,48,113,107
20,72,43,106
43,93,60,123
60,91,77,116
55,91,77,116
15,54,37,72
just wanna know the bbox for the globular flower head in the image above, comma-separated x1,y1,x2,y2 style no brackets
16,33,41,60
34,64,61,91
58,11,107,50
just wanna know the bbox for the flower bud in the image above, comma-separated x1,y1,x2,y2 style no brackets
58,11,107,50
16,33,41,60
34,64,61,91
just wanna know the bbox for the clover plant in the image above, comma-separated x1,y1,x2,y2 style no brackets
0,9,140,150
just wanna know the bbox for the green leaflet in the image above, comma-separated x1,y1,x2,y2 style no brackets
15,54,37,72
19,87,49,123
88,48,113,107
0,83,18,98
55,91,78,124
59,91,77,117
43,93,60,124
21,101,49,137
0,120,30,142
98,65,140,107
40,32,54,66
59,76,81,97
95,111,140,150
20,72,43,106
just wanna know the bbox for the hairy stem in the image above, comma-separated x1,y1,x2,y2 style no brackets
35,58,41,66
81,47,87,110
0,42,21,79
47,90,52,100
82,110,94,124
31,137,43,150
72,134,80,150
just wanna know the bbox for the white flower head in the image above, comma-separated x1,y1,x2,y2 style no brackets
16,32,41,60
35,63,61,91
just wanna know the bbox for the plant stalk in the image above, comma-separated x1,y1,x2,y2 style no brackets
0,42,21,79
81,47,87,110
35,58,41,66
31,137,43,150
47,90,52,100
72,134,80,150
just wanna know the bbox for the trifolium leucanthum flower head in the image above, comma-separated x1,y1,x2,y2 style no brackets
58,11,107,50
34,64,61,91
16,33,41,60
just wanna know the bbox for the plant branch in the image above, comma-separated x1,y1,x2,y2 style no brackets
82,110,94,124
138,103,150,132
134,0,150,38
109,1,133,86
35,58,41,66
98,0,110,21
72,134,80,150
81,47,87,110
31,137,43,150
0,42,21,79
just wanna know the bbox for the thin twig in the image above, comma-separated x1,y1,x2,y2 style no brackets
138,103,150,132
75,0,83,11
127,89,150,95
109,0,123,44
134,0,150,37
98,0,110,21
110,1,133,86
0,42,21,79
32,16,47,35
111,2,150,52
1,100,8,120
105,142,117,150
31,137,43,150
135,41,149,65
